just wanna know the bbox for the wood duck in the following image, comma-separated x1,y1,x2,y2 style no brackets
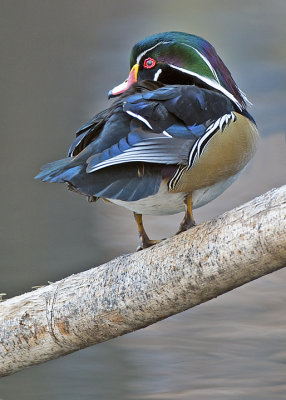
36,31,259,249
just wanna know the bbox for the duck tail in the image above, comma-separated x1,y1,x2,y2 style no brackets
35,158,82,183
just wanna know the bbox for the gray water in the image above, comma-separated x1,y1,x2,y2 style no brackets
1,1,286,399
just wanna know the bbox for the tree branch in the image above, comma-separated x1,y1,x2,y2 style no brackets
1,186,285,377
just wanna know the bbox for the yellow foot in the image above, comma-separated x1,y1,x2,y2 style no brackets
176,219,196,235
136,238,162,251
176,194,196,234
134,212,165,250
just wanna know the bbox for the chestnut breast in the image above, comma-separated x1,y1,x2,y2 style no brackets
171,112,259,193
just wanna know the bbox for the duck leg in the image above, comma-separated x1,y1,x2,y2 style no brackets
176,194,196,234
133,212,161,250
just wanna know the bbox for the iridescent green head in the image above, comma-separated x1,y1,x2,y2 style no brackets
110,31,248,109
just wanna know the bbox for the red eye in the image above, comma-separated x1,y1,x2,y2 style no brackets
143,58,156,69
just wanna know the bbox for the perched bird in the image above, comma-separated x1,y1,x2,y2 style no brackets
35,31,258,249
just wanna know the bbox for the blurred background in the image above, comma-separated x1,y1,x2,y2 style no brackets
1,0,285,399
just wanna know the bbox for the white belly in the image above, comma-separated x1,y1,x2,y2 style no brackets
107,171,242,215
108,184,186,215
192,171,242,209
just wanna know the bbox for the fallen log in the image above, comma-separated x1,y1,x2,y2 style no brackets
0,185,285,377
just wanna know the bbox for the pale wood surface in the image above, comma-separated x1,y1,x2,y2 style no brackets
1,186,285,377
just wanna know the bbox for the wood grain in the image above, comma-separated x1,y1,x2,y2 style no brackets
0,185,285,377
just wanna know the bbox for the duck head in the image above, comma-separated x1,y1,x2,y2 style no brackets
109,31,248,110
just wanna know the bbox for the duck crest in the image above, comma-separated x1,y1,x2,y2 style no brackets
131,31,248,109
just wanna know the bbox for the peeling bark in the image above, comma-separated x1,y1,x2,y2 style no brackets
0,186,285,377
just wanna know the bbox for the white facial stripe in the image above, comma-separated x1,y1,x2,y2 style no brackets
134,40,250,108
136,41,171,64
169,64,243,110
182,43,220,83
154,68,162,81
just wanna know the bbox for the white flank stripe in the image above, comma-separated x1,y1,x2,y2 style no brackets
126,110,153,129
188,112,235,169
163,130,172,137
187,140,199,167
197,120,218,156
219,114,228,130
